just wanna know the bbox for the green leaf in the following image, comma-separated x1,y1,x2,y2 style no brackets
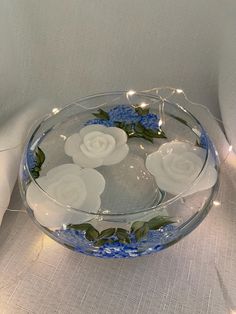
63,243,74,250
116,228,130,243
134,122,145,133
114,119,167,143
143,134,154,143
115,122,137,138
85,226,100,241
30,147,45,179
67,223,92,231
122,124,135,136
98,228,116,239
31,171,39,179
148,216,175,230
144,128,166,139
116,228,129,238
135,107,150,116
94,238,112,247
134,222,149,241
143,129,157,137
131,221,145,233
195,139,201,147
128,133,142,140
36,147,46,164
119,238,131,244
93,109,109,120
159,130,167,138
114,121,124,128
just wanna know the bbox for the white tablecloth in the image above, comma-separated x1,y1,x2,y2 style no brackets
0,105,235,314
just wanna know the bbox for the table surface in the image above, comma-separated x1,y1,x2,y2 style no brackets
0,106,236,314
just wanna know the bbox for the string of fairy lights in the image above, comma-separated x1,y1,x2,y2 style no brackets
6,87,234,213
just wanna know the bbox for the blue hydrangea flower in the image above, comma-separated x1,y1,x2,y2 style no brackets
139,113,160,130
199,133,208,149
27,150,37,170
53,223,176,258
108,105,140,123
84,119,114,127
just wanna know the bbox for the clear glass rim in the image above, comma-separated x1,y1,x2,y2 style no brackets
24,90,216,217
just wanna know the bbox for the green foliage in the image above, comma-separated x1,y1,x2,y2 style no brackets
30,147,46,179
91,107,166,143
93,109,110,120
67,215,175,245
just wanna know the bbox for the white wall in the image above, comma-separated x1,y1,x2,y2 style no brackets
0,0,230,123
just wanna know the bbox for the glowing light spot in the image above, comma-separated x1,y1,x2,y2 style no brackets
130,165,134,169
52,107,60,114
176,89,183,94
213,201,221,206
140,144,144,150
229,145,233,152
140,102,148,109
126,90,136,97
60,134,67,140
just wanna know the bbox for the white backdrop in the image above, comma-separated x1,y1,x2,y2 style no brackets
0,0,235,143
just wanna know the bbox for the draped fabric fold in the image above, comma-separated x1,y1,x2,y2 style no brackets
0,100,54,225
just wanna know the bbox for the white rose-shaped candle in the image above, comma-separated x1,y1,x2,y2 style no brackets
65,125,129,168
26,164,105,228
146,141,217,196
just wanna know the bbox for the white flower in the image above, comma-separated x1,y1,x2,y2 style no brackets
65,125,129,168
145,141,217,196
26,164,105,228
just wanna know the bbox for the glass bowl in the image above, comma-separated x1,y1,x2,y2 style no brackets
19,91,219,258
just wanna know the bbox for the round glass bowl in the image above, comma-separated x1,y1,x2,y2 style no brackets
19,91,219,258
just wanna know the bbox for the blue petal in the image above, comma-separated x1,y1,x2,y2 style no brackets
199,133,208,149
108,105,140,123
27,150,37,170
139,113,160,130
84,119,114,127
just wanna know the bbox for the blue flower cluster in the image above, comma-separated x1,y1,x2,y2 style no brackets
27,150,37,170
85,119,114,127
139,113,160,130
199,133,208,149
53,224,176,258
108,105,140,123
85,105,160,131
199,132,217,162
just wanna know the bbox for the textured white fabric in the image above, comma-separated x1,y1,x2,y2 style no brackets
0,146,20,225
0,99,54,225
